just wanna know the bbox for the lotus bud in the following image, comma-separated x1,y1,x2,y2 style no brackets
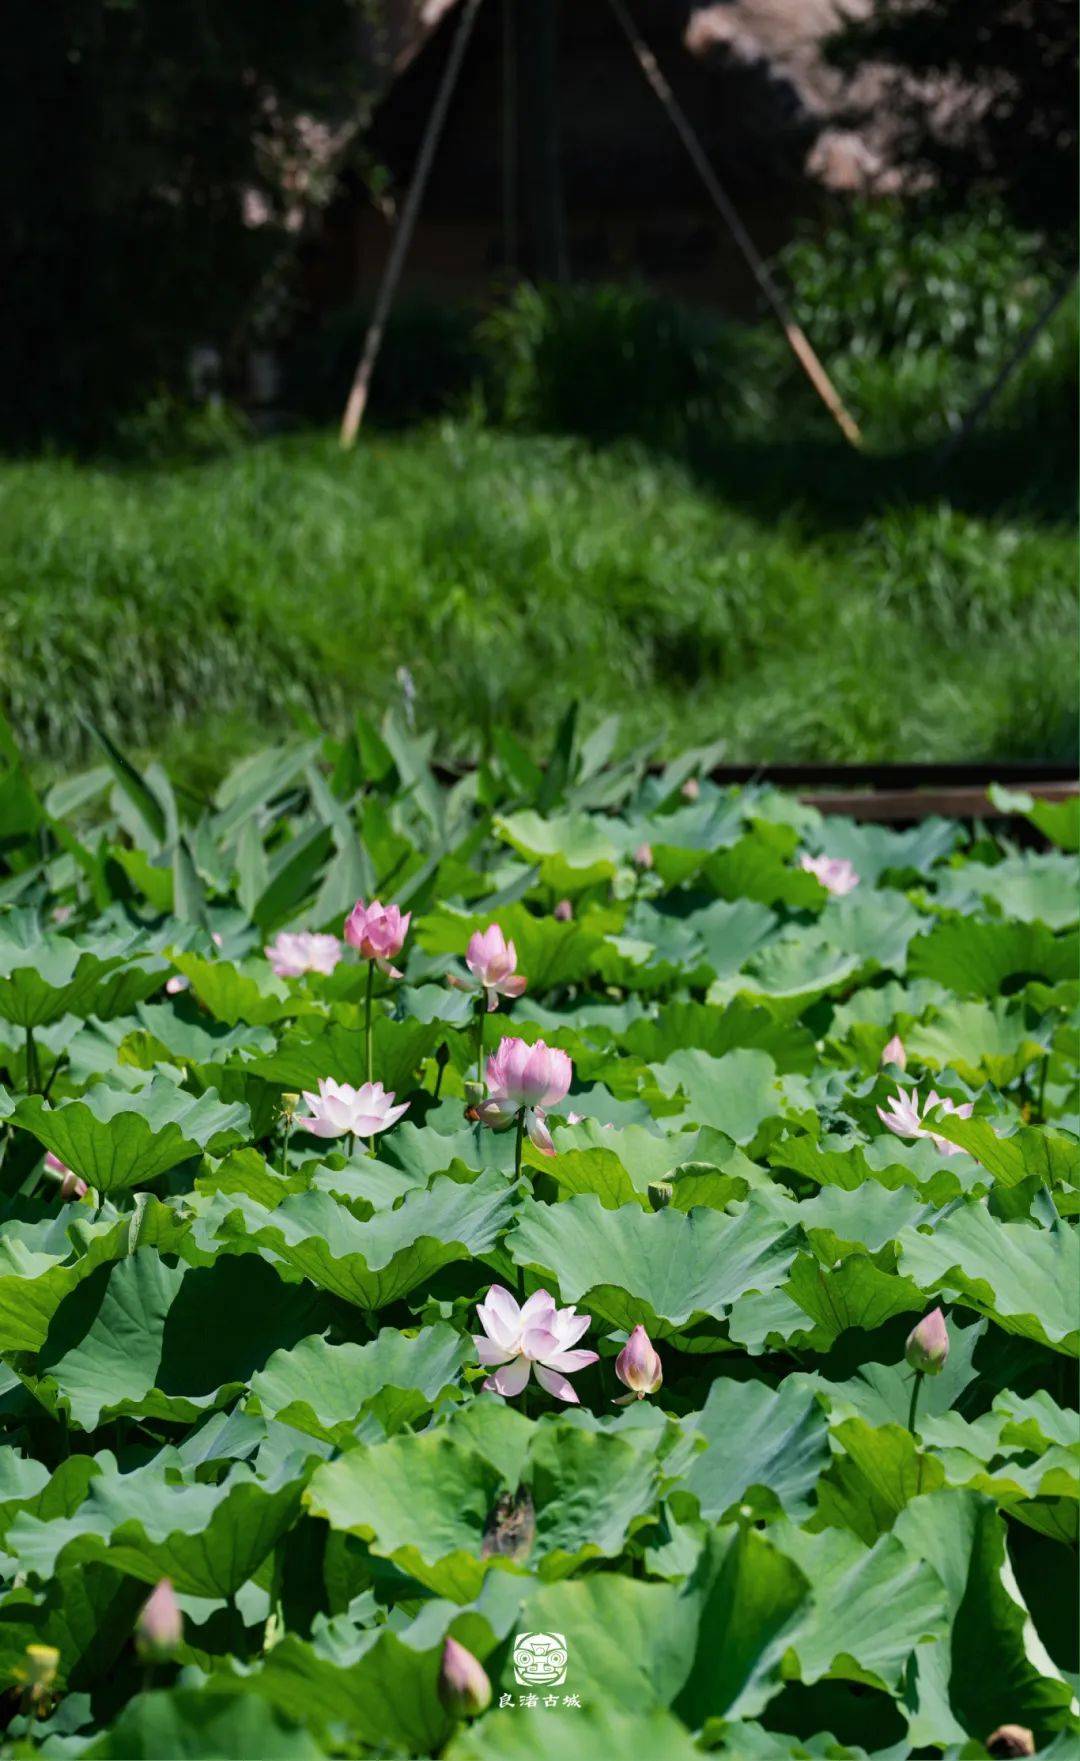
986,1726,1035,1758
553,899,573,922
437,1636,492,1719
647,1180,673,1211
615,1325,663,1399
680,776,700,801
633,842,654,870
905,1307,949,1375
135,1579,183,1660
881,1034,907,1070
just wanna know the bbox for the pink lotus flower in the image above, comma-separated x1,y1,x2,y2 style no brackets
474,1285,597,1403
343,899,410,976
905,1307,949,1374
465,924,528,1013
553,899,573,922
800,853,860,896
633,842,654,870
265,931,342,979
476,1036,572,1156
135,1579,183,1659
44,1152,87,1202
614,1325,663,1401
438,1637,492,1718
299,1077,409,1139
881,1034,907,1070
877,1087,974,1157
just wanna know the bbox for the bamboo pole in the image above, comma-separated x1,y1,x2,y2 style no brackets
340,0,484,448
938,267,1076,464
606,0,863,449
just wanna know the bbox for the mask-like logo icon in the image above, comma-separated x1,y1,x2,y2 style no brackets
513,1631,569,1687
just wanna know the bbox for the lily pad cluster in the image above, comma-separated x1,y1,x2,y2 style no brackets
0,712,1076,1759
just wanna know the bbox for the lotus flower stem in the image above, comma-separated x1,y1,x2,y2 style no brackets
24,1026,39,1095
364,960,375,1086
514,1106,526,1181
1035,1054,1049,1124
907,1369,925,1439
475,997,485,1086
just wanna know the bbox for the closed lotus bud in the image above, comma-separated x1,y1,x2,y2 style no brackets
437,1636,492,1718
986,1725,1036,1758
647,1180,673,1211
615,1324,663,1399
881,1034,907,1070
135,1578,183,1660
905,1307,949,1375
553,899,573,922
633,842,654,870
680,776,700,801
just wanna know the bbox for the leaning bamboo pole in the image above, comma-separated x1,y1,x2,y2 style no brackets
606,0,863,449
340,0,484,448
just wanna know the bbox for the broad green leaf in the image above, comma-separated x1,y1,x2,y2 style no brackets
8,1078,249,1194
509,1192,800,1335
250,1325,471,1441
681,1377,829,1523
205,1171,516,1310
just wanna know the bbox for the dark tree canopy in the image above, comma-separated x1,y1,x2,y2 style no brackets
827,0,1078,239
3,0,378,443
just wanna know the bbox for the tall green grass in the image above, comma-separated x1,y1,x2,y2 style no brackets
1,417,1074,787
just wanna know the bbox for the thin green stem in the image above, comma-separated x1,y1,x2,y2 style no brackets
280,1118,292,1180
514,1107,526,1182
907,1369,925,1439
475,998,486,1086
364,960,375,1086
1035,1053,1049,1123
25,1025,39,1095
346,1131,355,1159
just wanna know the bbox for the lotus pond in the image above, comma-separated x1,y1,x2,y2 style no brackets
0,715,1076,1759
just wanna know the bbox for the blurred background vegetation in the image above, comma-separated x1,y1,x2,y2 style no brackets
2,0,1075,782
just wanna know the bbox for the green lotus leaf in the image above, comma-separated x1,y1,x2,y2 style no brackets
509,1191,800,1335
7,1457,306,1597
250,1324,471,1441
776,1520,949,1693
0,912,166,1027
304,1428,506,1600
79,1691,325,1760
493,810,621,893
204,1170,516,1310
894,1490,1077,1747
248,1016,440,1100
897,1201,1080,1352
909,916,1079,996
680,1377,830,1523
31,1250,328,1429
7,1077,250,1194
